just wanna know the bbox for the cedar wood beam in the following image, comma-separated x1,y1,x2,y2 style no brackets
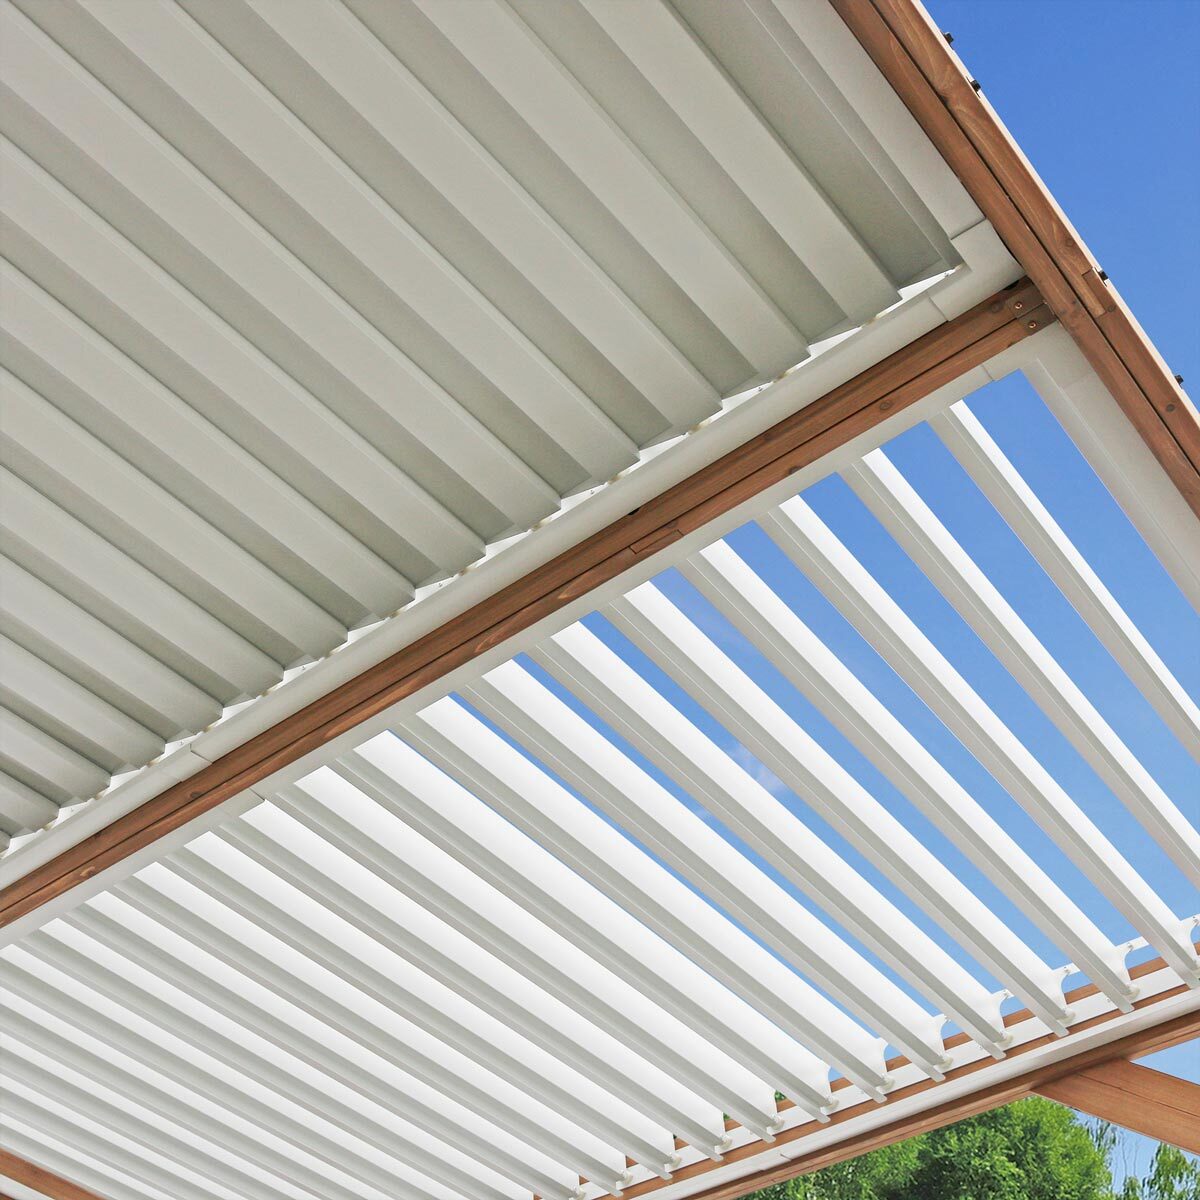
0,278,1048,927
830,0,1200,517
0,1149,109,1200
1036,1058,1200,1154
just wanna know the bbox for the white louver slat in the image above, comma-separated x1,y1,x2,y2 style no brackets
844,450,1200,886
761,495,1199,980
332,737,840,1111
0,0,991,837
461,664,908,1091
527,625,1010,1057
931,403,1200,761
675,544,1133,1010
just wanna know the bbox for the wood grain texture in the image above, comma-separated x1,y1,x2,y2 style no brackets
830,0,1200,515
0,1150,111,1200
0,280,1046,927
1036,1058,1200,1153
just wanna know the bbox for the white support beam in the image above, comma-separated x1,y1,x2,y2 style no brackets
1024,333,1200,614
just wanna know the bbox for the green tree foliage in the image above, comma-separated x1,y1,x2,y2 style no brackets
743,1098,1200,1200
1119,1145,1200,1200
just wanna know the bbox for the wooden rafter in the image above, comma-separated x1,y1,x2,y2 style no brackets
0,1149,109,1200
1036,1055,1200,1154
0,278,1048,929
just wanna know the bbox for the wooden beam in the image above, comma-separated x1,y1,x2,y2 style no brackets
619,957,1200,1200
830,0,1200,518
0,1149,109,1200
1036,1056,1200,1154
0,279,1048,928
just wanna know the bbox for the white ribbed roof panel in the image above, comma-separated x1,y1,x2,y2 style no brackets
0,0,1005,837
3,324,1197,1200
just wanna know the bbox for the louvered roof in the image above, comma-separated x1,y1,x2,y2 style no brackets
3,4,1198,1200
1,320,1197,1200
0,0,1010,839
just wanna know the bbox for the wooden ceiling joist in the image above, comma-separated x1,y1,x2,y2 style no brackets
1036,1057,1200,1155
0,1149,109,1200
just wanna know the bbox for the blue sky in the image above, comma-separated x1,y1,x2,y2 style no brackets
456,0,1200,1181
931,0,1200,388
